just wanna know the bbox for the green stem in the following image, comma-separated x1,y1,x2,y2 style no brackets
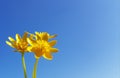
32,59,39,78
22,53,27,78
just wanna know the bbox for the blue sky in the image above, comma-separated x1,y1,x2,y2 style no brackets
0,0,120,78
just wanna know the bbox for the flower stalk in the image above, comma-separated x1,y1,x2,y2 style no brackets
32,59,39,78
22,53,27,78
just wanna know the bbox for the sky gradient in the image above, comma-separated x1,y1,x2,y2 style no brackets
0,0,120,78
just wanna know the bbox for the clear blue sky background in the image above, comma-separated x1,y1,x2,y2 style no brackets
0,0,120,78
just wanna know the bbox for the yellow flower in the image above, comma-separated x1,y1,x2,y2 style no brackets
6,32,29,53
35,32,57,41
27,32,58,60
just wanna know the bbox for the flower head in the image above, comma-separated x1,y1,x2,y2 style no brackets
6,32,29,53
27,32,58,60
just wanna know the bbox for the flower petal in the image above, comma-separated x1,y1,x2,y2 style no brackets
16,34,21,42
27,38,36,46
50,48,58,52
41,32,49,41
32,47,44,58
27,46,33,52
8,37,15,42
43,52,53,60
35,32,42,40
6,41,14,48
49,34,57,39
22,32,28,41
49,40,57,46
35,32,39,35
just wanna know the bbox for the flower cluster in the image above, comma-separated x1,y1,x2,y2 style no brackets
6,32,58,60
6,32,58,78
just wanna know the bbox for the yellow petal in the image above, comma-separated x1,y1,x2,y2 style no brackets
30,34,35,38
36,34,41,40
27,46,33,52
35,52,43,58
43,52,52,60
50,48,58,52
27,38,36,46
35,32,40,35
49,40,57,46
16,34,21,42
31,47,44,58
6,41,14,48
22,32,28,41
41,32,49,41
8,37,15,42
49,34,57,39
35,32,42,40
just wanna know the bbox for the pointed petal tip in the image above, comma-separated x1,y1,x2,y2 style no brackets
8,37,15,42
50,48,59,52
49,40,57,46
49,34,57,39
6,41,14,48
